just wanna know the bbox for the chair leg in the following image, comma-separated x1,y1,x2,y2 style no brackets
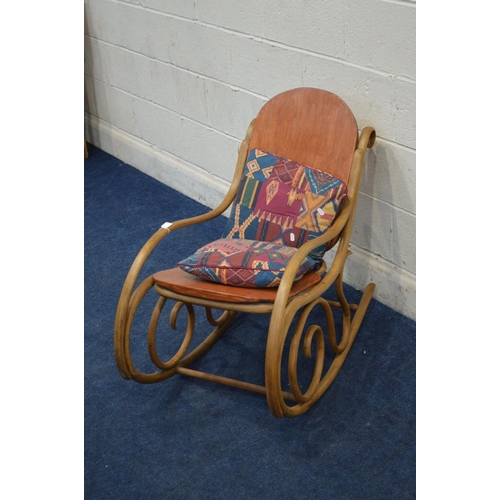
114,275,237,383
265,279,375,418
114,273,374,418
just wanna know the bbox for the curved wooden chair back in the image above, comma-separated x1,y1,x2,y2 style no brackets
248,88,358,185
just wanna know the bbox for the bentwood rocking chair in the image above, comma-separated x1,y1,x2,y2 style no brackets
114,88,376,418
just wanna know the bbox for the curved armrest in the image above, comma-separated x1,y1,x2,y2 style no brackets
271,126,376,314
115,120,255,340
278,197,353,291
163,121,255,236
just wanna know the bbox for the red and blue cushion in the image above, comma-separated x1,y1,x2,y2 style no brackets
178,238,317,288
221,149,348,262
178,149,347,288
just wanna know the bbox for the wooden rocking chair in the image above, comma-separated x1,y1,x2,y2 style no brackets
114,88,376,418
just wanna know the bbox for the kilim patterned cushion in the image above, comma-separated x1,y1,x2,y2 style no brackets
177,149,347,288
221,149,348,262
178,238,317,288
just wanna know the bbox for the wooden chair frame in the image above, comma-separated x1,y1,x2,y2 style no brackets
114,88,376,418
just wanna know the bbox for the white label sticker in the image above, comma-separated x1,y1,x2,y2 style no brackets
161,222,173,229
317,207,325,216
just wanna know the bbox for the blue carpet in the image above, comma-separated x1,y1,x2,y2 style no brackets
85,145,416,499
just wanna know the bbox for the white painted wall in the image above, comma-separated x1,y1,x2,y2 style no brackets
84,0,416,319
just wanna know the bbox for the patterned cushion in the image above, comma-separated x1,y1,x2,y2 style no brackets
221,149,348,262
178,238,317,288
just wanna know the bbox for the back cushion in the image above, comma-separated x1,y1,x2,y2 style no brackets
222,149,348,262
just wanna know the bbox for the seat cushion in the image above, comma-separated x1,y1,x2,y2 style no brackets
221,148,348,262
178,238,317,288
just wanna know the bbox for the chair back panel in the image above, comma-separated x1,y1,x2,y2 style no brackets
248,88,358,184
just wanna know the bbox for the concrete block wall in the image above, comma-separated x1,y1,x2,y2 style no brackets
84,0,416,319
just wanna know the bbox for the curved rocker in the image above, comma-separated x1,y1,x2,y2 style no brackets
114,88,376,417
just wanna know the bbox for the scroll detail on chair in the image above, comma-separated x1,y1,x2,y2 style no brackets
178,148,348,288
